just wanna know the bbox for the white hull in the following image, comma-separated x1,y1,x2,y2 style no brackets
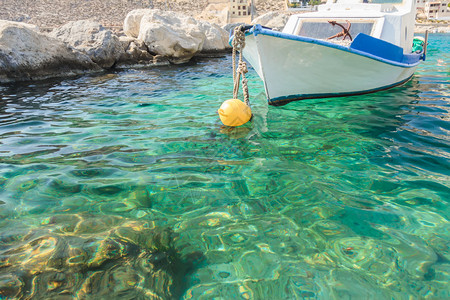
243,33,418,105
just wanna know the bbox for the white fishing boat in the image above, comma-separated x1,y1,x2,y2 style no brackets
234,0,426,106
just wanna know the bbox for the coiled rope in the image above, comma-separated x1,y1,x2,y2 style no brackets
232,25,249,106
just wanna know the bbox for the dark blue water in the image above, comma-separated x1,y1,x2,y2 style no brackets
0,33,448,299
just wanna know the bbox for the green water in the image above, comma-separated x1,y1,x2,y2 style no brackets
0,34,449,299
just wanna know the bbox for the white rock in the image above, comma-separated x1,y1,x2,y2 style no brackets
437,26,450,33
0,20,100,83
251,11,290,31
123,9,149,38
123,9,231,63
50,20,123,68
135,9,205,63
199,21,231,52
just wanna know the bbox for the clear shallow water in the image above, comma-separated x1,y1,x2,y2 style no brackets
0,34,449,299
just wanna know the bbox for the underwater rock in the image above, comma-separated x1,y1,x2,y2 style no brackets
0,274,24,299
0,20,101,83
26,270,82,299
76,266,148,299
0,214,205,299
50,20,124,68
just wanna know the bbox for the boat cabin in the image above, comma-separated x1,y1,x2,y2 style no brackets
282,0,417,52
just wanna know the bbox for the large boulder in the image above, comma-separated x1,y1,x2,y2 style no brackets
199,21,231,52
0,20,100,83
138,10,205,64
251,11,290,31
123,9,148,38
124,9,230,64
50,20,124,68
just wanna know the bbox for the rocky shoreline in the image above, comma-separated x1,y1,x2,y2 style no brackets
1,1,448,83
0,0,284,29
0,0,207,29
0,9,233,83
414,22,450,34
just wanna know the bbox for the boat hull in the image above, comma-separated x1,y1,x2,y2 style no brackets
242,27,421,106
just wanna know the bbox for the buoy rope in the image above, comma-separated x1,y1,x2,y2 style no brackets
232,25,250,106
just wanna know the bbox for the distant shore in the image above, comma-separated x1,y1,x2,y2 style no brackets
414,22,450,33
3,0,447,33
0,0,204,28
0,0,281,29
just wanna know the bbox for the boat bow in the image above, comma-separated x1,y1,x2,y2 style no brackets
231,0,424,106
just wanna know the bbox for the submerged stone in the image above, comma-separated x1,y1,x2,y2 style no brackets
0,214,205,299
0,274,24,299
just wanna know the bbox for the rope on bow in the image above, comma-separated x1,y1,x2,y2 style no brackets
232,25,250,106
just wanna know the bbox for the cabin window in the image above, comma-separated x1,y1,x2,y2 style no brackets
297,21,374,40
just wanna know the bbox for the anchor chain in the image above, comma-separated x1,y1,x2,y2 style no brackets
232,25,250,106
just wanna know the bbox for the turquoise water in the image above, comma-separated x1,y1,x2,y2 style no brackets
0,34,449,299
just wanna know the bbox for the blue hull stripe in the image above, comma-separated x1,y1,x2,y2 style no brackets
268,75,414,106
249,25,422,68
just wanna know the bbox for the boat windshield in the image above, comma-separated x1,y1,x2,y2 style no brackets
297,20,375,40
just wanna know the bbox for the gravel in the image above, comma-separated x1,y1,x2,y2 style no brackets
0,0,285,29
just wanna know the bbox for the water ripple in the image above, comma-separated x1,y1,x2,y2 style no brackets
0,34,449,299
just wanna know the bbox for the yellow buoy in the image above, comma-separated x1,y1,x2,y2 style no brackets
218,99,252,127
